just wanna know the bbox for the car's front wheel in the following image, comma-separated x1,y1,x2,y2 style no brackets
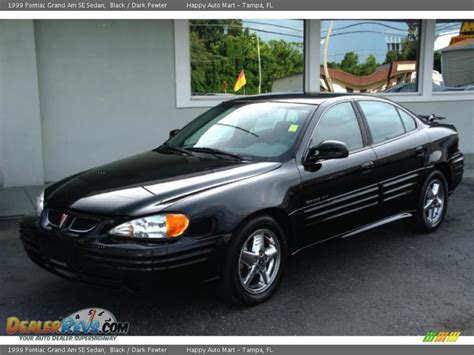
220,216,287,306
412,171,448,232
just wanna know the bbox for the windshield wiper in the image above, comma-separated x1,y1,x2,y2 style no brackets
186,147,249,161
159,142,194,156
215,123,259,137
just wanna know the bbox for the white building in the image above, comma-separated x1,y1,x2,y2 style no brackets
441,39,474,87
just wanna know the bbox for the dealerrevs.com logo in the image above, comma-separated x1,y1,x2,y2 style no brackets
6,308,130,335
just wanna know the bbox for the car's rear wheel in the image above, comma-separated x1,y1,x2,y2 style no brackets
412,171,448,232
219,215,287,306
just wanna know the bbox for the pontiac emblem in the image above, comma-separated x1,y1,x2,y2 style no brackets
59,213,68,228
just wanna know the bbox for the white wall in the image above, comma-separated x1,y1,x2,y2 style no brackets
34,20,204,182
0,20,44,187
402,100,474,154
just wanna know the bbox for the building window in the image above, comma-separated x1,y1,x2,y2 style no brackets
433,20,474,92
189,20,305,97
319,20,421,94
176,20,473,108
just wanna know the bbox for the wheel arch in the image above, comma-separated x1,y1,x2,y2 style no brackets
433,162,452,191
232,207,296,252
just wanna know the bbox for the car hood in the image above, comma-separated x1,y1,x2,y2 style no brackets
46,150,281,216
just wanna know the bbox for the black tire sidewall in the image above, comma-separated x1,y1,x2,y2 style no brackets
221,215,288,306
415,171,448,232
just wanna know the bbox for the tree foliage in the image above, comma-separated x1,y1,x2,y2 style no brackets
327,23,419,77
328,52,379,76
384,23,419,64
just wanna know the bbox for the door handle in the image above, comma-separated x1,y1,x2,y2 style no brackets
416,146,426,157
361,161,375,171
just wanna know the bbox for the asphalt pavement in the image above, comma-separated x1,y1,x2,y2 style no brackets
0,179,473,336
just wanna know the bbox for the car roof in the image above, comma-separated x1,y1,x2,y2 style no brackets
226,92,393,106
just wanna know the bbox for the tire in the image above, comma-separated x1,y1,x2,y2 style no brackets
412,171,448,233
219,215,288,306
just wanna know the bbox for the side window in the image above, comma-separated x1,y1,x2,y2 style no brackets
397,108,417,132
358,101,406,144
312,102,364,152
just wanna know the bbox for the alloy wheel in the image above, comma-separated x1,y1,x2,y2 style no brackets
423,179,445,226
238,228,281,295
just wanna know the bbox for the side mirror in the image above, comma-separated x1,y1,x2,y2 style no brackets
304,140,349,165
169,129,180,138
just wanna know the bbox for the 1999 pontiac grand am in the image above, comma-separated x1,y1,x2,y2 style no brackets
21,94,464,305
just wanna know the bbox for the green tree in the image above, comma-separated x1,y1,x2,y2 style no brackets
384,50,399,64
359,55,378,76
332,52,378,76
189,20,243,46
399,21,418,61
190,32,214,93
339,52,360,74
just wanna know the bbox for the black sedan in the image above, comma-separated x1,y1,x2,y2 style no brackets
20,94,464,305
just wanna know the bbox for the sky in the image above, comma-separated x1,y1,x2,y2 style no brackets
320,20,412,63
243,20,463,64
243,20,412,64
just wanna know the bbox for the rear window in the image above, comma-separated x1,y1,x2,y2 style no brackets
397,108,417,132
358,101,406,144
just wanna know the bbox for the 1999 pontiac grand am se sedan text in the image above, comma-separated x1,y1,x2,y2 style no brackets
20,94,464,305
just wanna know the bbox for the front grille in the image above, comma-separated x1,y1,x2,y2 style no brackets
43,209,100,234
69,217,99,233
47,209,62,227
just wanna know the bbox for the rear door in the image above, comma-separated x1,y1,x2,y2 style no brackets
355,100,427,217
293,100,379,248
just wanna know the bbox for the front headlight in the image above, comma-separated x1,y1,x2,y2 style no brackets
109,214,189,239
36,189,45,217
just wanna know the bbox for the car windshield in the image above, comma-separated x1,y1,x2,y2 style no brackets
167,102,316,161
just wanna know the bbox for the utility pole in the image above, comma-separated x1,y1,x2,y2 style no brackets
257,35,262,94
323,20,334,92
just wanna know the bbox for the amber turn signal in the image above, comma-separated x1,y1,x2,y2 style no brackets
165,214,190,237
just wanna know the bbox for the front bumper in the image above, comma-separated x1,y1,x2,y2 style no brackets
20,216,227,289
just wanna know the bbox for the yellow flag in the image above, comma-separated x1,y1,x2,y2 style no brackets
234,70,247,92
